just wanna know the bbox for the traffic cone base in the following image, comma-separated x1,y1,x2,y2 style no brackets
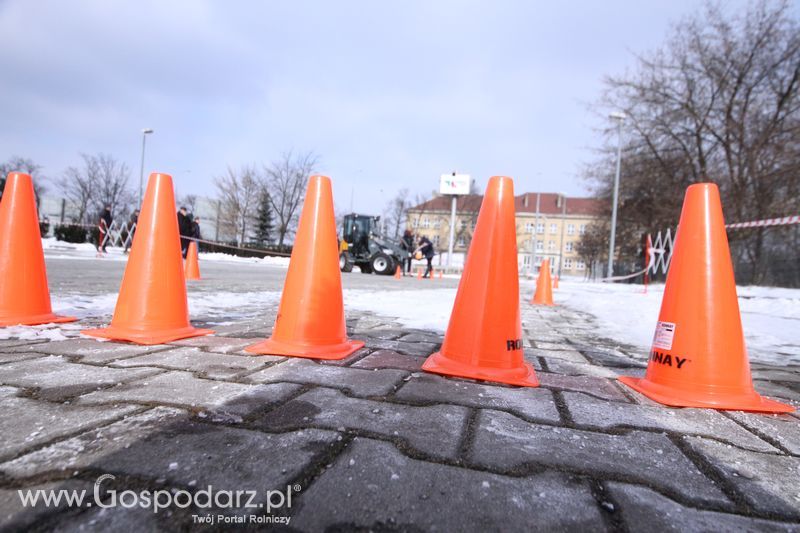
0,312,76,328
618,375,794,413
245,338,364,360
423,351,539,387
84,324,213,346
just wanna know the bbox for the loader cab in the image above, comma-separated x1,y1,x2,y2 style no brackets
342,214,376,254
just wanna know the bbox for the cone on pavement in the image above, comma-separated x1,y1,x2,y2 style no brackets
422,176,538,387
246,175,364,360
429,267,434,281
619,183,793,413
83,173,212,345
531,259,554,306
185,241,201,280
553,275,559,289
0,173,76,326
417,267,422,280
394,265,401,279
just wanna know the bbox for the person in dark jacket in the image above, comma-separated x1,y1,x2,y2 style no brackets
97,205,113,253
415,235,435,278
177,207,192,258
400,229,414,276
191,217,202,240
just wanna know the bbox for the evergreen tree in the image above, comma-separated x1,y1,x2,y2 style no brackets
253,189,274,246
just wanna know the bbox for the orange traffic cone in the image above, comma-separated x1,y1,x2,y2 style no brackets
438,270,443,280
394,265,401,279
185,241,201,280
246,176,364,360
619,183,793,413
553,275,559,289
417,267,422,280
0,173,76,326
429,267,434,281
422,176,538,387
531,259,554,306
83,173,212,345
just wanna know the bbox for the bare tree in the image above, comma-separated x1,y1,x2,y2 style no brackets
214,165,261,245
264,150,318,250
587,0,800,284
92,154,132,216
180,194,198,214
383,188,411,240
0,156,47,210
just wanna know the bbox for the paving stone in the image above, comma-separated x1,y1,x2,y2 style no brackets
0,356,162,401
357,329,404,341
753,381,800,404
395,374,560,423
292,438,604,531
351,350,426,372
685,436,800,518
316,347,371,367
0,385,18,398
362,338,439,357
468,410,729,507
256,387,469,460
50,505,168,532
542,358,621,378
3,409,340,501
76,371,299,417
244,358,407,397
725,412,800,455
752,370,800,384
0,339,48,350
1,480,92,530
0,398,138,461
607,482,800,532
168,335,256,354
563,392,777,453
3,338,170,363
398,332,442,344
537,373,630,402
0,352,47,364
527,347,590,363
533,341,574,351
110,347,276,379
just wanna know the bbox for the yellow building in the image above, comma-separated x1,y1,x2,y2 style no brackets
406,192,605,277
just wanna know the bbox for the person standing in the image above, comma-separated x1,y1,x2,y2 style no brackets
400,229,414,276
177,206,192,258
416,235,435,278
191,216,202,240
97,205,113,254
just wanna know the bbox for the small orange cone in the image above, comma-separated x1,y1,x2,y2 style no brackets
394,265,401,279
0,173,76,326
619,183,793,413
185,241,201,280
429,267,434,281
246,176,364,360
553,275,559,289
438,270,443,280
83,173,212,345
417,267,422,280
531,259,554,306
422,176,538,387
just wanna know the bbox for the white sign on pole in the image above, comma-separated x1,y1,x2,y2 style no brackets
439,174,471,196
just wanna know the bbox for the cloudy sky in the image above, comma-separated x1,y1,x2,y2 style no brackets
0,0,754,213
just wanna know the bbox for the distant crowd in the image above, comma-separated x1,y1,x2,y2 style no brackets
93,205,201,258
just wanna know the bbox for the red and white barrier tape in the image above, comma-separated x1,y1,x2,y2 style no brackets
726,215,800,229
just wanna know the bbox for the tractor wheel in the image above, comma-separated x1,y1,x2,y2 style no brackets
359,262,373,274
370,253,394,275
339,253,353,273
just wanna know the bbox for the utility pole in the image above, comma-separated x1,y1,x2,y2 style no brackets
607,112,626,277
138,128,154,207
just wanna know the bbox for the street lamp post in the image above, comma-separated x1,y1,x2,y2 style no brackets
607,112,625,277
138,128,154,206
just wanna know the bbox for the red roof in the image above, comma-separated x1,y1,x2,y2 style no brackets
410,193,603,216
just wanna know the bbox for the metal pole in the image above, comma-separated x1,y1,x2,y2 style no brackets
138,133,147,207
558,195,567,278
532,193,540,276
447,195,457,267
607,118,623,277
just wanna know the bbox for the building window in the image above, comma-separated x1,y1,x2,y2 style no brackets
548,240,555,251
525,222,534,233
422,218,430,229
535,240,543,252
522,255,531,267
457,237,466,247
412,218,419,228
536,223,545,234
433,235,440,246
550,223,557,234
460,220,467,231
579,224,586,235
576,260,586,270
565,242,573,252
567,224,575,235
433,219,441,229
564,258,573,269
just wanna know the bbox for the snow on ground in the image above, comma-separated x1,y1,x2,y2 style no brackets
345,289,456,332
555,280,800,366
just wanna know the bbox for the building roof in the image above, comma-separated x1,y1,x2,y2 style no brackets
409,192,604,216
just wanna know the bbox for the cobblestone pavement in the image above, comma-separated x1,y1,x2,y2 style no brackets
1,259,799,531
